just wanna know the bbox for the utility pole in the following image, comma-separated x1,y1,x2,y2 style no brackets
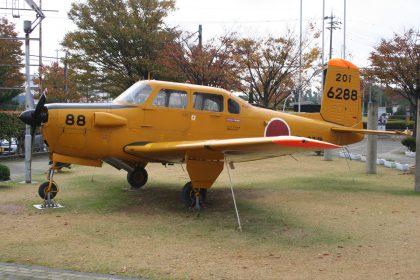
22,0,45,183
415,62,420,192
198,24,202,49
324,12,341,60
64,52,68,102
24,20,34,183
298,0,302,113
320,0,333,161
343,0,346,59
366,85,378,174
38,0,42,91
321,0,325,64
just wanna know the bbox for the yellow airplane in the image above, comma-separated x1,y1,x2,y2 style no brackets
20,58,400,208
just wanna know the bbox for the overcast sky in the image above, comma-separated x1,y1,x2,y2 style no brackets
1,0,419,74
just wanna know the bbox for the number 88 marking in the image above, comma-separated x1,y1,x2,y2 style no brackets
65,114,86,126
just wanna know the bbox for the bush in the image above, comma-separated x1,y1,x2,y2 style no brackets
401,137,416,152
0,163,10,181
386,120,414,130
388,115,408,121
363,120,414,130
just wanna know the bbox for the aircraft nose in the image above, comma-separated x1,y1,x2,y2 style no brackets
19,109,36,126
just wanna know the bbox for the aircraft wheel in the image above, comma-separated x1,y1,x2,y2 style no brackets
181,181,207,207
38,181,58,199
127,167,148,189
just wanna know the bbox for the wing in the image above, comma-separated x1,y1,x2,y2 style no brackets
124,136,341,163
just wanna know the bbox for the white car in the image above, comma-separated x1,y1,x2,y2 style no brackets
0,138,18,154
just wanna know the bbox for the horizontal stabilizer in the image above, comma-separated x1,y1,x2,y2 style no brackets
332,127,409,136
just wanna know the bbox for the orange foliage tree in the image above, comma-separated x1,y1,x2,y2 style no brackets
368,29,420,117
234,28,320,109
0,17,24,104
34,62,79,103
159,32,240,91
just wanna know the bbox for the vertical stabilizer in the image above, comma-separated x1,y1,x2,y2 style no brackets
320,59,362,128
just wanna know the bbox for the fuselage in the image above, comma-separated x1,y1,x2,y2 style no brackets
41,80,363,164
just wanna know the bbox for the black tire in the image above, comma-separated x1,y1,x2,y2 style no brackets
38,181,58,199
181,181,207,207
127,167,148,189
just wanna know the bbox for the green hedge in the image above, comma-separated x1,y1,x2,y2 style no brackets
386,120,414,130
402,137,416,152
362,120,414,130
0,164,10,181
0,111,25,141
388,115,409,121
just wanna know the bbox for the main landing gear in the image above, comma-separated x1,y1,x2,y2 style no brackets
127,166,148,189
37,163,60,208
181,181,207,209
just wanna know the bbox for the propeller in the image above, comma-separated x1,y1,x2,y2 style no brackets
19,89,49,148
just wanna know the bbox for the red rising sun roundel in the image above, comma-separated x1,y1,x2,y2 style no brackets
264,118,291,137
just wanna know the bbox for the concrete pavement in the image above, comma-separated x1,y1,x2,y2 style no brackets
0,262,144,280
333,136,415,165
0,153,50,181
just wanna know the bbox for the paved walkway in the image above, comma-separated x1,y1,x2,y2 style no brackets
0,262,144,280
333,135,414,165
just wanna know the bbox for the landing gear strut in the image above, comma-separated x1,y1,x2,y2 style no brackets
127,166,148,189
181,181,207,209
37,163,60,208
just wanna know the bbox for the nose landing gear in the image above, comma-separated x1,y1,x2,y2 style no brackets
35,163,62,209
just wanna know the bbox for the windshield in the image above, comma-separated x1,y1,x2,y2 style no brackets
114,82,152,105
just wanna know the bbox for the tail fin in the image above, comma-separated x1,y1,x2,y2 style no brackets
320,58,362,128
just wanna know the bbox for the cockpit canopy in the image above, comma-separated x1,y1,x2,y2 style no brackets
114,82,152,105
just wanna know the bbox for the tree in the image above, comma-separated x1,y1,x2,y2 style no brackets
0,17,24,105
367,29,420,123
33,62,79,103
234,28,320,109
62,0,177,97
160,32,240,90
367,29,420,192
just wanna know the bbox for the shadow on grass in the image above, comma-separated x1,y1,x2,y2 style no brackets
0,184,13,190
289,176,420,197
52,174,345,247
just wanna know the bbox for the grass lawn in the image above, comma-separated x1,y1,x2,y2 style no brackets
0,154,418,279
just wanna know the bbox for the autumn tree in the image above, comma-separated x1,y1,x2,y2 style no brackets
33,62,79,103
0,17,24,104
234,28,320,109
160,32,240,90
367,29,420,192
367,29,420,120
62,0,177,97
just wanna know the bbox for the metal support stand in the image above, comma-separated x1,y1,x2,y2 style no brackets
225,159,242,232
194,189,200,210
40,192,59,209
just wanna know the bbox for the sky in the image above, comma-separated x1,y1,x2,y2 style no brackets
1,0,419,75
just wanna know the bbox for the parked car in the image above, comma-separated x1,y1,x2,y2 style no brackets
0,138,17,154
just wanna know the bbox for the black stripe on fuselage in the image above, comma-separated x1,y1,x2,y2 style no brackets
46,103,136,110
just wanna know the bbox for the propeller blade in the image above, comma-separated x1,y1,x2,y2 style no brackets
34,89,47,118
30,125,36,154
